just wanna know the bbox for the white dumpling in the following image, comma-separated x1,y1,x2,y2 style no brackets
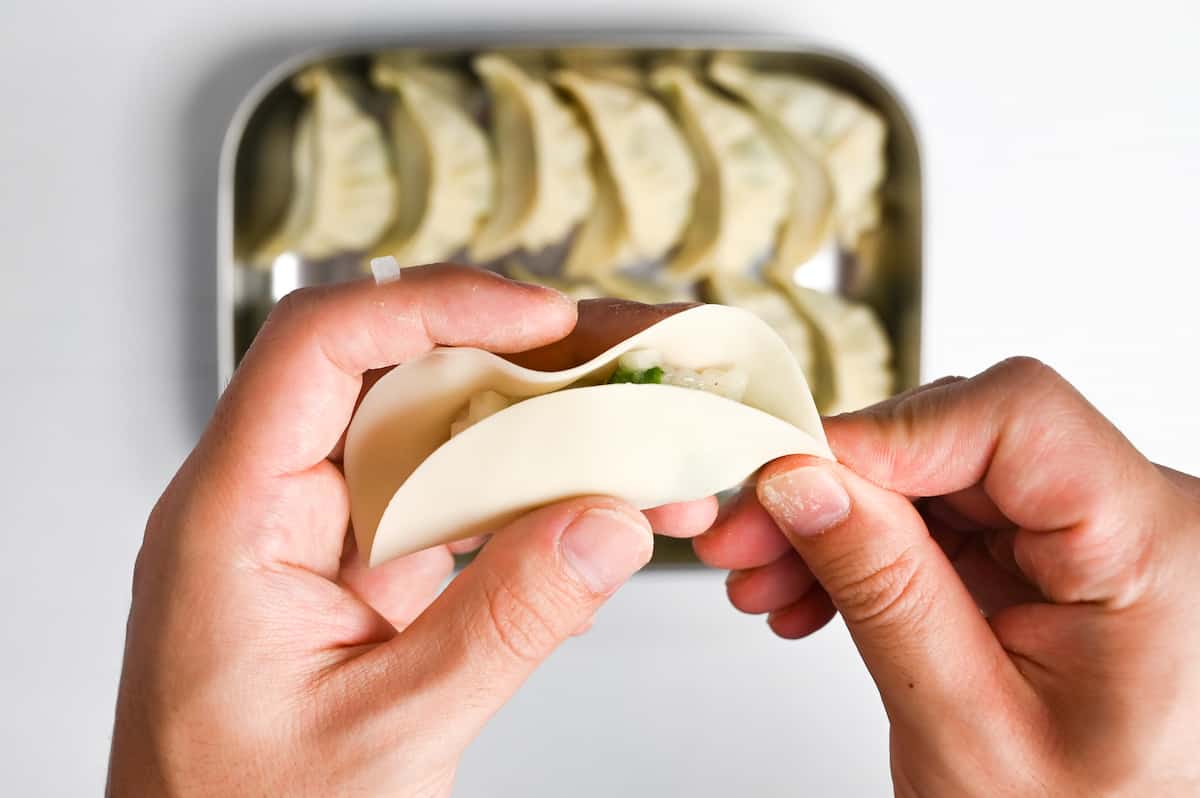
706,274,816,379
556,70,698,278
710,56,887,255
650,65,791,282
369,60,493,265
251,67,397,267
772,280,893,414
560,156,632,279
469,55,594,262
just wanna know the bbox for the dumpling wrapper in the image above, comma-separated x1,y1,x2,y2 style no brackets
469,54,594,261
650,65,791,283
709,57,887,257
345,304,831,565
251,67,397,266
706,274,816,380
772,280,893,415
369,60,493,265
556,70,697,278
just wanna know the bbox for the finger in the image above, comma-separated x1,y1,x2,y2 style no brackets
353,497,652,745
767,587,838,640
447,535,489,555
208,265,576,478
506,298,694,371
725,552,817,615
643,497,719,538
949,537,1045,615
339,535,455,631
756,455,1020,732
693,489,792,569
921,485,1012,532
825,357,1172,606
329,366,395,464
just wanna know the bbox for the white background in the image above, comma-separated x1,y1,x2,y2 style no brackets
2,1,1198,794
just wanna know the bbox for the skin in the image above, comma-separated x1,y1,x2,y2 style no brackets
695,358,1200,796
107,267,715,797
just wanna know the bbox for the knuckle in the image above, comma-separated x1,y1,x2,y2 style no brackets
828,545,931,629
480,574,562,664
992,356,1066,396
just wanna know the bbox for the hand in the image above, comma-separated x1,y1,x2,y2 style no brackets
695,357,1200,795
107,266,716,797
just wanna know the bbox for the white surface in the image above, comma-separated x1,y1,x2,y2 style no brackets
2,1,1198,794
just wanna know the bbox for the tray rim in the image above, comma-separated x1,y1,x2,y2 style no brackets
216,30,924,390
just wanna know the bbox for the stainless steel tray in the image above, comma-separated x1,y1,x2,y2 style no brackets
217,34,923,568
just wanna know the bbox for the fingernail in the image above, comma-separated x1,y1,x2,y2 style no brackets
561,508,652,594
758,467,850,537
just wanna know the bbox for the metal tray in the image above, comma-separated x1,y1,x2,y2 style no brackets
217,34,923,568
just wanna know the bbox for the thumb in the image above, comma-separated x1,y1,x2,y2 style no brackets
387,497,652,743
756,456,1020,731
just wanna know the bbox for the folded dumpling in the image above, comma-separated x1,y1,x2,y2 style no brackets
251,67,397,267
555,70,698,279
369,58,493,266
469,55,594,262
344,303,830,564
710,56,887,258
772,281,893,414
650,65,791,282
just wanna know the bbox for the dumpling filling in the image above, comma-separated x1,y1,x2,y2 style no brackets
606,349,749,401
447,349,749,439
448,389,514,438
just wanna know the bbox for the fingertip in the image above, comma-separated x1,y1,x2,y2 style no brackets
447,535,490,555
693,491,793,570
724,553,818,616
644,496,719,538
756,453,834,486
767,588,837,640
556,499,653,595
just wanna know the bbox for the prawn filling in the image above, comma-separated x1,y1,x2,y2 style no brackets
448,347,750,438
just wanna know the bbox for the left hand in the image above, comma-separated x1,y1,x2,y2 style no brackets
107,265,716,797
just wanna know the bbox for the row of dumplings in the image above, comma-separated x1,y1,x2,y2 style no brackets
249,50,895,414
252,51,886,284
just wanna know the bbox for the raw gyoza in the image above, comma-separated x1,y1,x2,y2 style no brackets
344,304,831,564
369,58,493,265
469,54,594,261
251,67,397,266
709,56,887,257
772,280,893,415
650,65,791,282
555,70,697,278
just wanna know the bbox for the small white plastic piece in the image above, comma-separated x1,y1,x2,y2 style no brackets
370,256,402,285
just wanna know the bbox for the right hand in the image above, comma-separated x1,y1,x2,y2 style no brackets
695,357,1200,796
